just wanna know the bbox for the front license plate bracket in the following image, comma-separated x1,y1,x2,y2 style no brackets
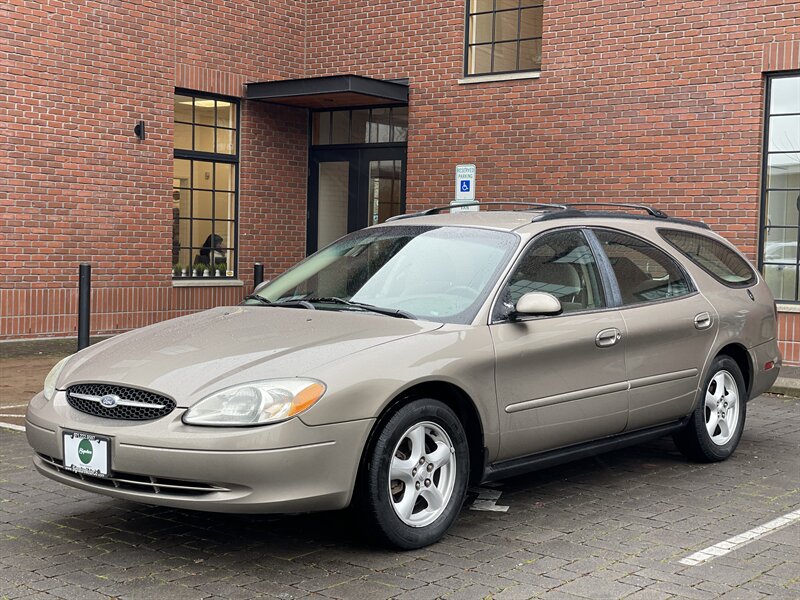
62,431,111,478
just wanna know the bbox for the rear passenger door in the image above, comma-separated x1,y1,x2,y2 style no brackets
592,229,718,430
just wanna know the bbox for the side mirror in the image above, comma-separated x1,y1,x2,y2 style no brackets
253,280,270,294
514,292,562,317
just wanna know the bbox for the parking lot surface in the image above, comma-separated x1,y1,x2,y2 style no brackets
1,394,799,600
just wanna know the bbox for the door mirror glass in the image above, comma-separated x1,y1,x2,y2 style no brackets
515,292,562,316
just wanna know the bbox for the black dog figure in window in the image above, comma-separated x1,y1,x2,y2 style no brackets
195,234,225,267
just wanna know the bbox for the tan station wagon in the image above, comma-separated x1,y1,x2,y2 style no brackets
26,203,781,548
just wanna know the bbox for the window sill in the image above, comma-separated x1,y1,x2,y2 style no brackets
777,303,800,313
172,279,244,288
457,71,541,85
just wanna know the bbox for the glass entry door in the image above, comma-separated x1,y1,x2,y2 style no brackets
308,147,406,253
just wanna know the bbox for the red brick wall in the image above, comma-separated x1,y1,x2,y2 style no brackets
305,1,798,256
3,0,799,365
2,0,308,340
779,312,800,367
303,0,799,363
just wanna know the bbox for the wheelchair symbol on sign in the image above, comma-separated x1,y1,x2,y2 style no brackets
460,180,471,192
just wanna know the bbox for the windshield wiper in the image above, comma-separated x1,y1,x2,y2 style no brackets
305,297,415,319
242,295,315,310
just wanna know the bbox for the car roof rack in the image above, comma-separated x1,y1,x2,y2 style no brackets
385,202,569,222
562,202,668,218
532,203,710,229
385,201,709,229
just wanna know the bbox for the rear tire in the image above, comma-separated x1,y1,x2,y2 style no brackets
359,398,469,549
673,356,746,462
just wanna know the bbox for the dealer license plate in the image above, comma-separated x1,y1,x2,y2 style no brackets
63,431,110,478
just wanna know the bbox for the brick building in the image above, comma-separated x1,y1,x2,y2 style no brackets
3,1,799,364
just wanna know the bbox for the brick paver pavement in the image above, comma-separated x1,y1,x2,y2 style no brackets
1,395,799,599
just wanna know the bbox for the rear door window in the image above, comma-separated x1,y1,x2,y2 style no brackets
594,229,693,305
658,228,756,287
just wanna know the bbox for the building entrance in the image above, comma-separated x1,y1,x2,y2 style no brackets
307,107,408,253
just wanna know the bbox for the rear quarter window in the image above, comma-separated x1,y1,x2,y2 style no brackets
658,228,757,288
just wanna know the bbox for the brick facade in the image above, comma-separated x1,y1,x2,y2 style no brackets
3,1,799,363
3,0,308,339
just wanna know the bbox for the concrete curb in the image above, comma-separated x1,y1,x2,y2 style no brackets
768,381,800,398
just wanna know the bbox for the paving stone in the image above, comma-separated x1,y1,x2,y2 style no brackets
491,583,550,599
557,574,642,599
392,583,452,600
1,395,799,600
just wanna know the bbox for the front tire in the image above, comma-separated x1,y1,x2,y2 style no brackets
673,356,747,462
360,399,469,549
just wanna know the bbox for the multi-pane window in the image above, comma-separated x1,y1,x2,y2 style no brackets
466,0,544,76
311,107,408,146
172,93,238,278
761,73,800,302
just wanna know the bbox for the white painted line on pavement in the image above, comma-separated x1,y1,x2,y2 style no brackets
2,404,29,409
0,413,25,418
0,422,25,432
680,508,800,566
468,486,509,512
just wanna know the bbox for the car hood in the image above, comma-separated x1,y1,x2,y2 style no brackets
57,306,442,406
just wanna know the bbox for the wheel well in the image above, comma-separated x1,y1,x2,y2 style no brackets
716,343,752,396
361,381,486,486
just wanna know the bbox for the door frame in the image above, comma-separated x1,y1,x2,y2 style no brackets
307,145,407,254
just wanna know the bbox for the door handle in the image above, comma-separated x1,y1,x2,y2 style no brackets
596,328,622,348
694,312,712,330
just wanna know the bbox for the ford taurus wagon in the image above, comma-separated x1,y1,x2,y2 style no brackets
26,202,781,548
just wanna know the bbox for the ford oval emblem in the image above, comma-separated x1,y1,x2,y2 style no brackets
100,394,119,407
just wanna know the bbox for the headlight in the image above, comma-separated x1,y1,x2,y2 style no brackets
182,379,326,426
44,355,72,401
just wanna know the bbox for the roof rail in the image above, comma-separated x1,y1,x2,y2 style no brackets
385,201,568,222
560,202,669,219
385,200,708,230
532,208,710,229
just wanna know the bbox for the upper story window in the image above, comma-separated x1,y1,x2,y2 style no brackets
172,92,239,279
761,73,800,302
465,0,544,76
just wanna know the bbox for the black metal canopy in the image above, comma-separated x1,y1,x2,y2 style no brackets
245,75,408,109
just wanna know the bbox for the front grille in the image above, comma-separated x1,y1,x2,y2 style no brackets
37,454,228,496
66,383,176,420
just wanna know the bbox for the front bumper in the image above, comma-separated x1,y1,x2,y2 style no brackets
26,391,374,513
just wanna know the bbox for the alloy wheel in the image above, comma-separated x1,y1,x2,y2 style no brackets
704,370,740,446
388,421,456,527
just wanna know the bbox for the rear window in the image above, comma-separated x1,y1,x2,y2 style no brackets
658,229,757,287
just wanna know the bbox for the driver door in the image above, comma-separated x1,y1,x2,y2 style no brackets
490,229,629,460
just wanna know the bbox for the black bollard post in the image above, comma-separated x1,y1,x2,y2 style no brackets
77,263,91,351
253,263,264,290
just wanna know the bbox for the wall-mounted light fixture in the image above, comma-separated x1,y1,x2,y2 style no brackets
134,120,146,140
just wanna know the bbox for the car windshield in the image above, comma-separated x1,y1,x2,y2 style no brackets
246,225,519,323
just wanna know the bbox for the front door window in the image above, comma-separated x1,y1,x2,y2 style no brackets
317,162,350,249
